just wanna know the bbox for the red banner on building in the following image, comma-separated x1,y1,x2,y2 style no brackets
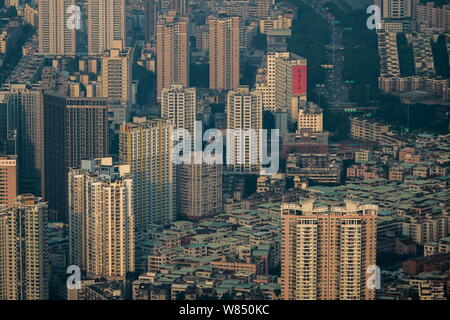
292,65,307,95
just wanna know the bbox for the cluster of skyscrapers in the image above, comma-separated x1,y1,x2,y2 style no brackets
0,0,399,301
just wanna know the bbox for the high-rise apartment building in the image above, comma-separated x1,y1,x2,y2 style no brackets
100,40,133,104
44,93,108,221
255,52,290,112
156,13,189,99
274,52,307,127
161,84,196,135
377,30,401,77
208,17,240,91
160,85,223,220
412,32,436,76
119,117,176,241
416,2,450,30
255,0,273,19
281,199,378,300
0,155,17,209
382,0,414,19
38,0,77,55
87,0,126,55
68,158,134,280
0,194,49,300
226,86,263,173
178,165,222,220
179,152,222,221
1,84,44,196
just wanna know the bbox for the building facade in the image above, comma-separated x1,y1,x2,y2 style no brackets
208,17,240,91
119,117,176,244
274,52,307,127
87,0,126,55
44,93,108,221
156,13,189,99
68,158,134,280
0,155,17,209
38,0,77,55
0,195,49,300
297,102,323,133
100,41,133,105
281,199,377,300
179,154,223,221
161,84,196,136
2,84,44,197
226,86,263,173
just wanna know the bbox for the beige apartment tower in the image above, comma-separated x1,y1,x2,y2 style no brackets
68,158,134,280
0,155,17,209
208,17,240,91
38,0,77,55
100,40,133,104
161,84,196,135
281,199,377,300
119,117,176,245
179,153,223,221
0,195,49,300
87,0,126,55
156,14,189,99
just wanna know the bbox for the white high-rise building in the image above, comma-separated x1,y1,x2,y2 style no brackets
226,86,263,173
208,16,240,91
0,195,49,300
274,53,308,127
68,158,134,280
161,84,196,136
156,13,190,99
87,0,126,55
100,40,133,104
38,0,77,55
265,52,290,111
119,117,176,238
160,85,223,221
